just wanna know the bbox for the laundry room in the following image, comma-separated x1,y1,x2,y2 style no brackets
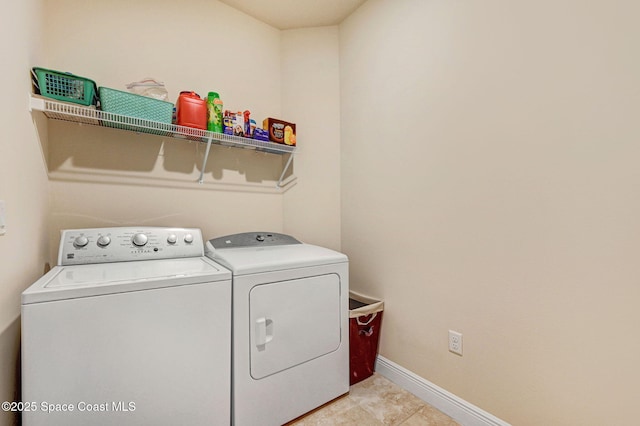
2,0,640,425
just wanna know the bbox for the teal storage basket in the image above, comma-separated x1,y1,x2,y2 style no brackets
32,67,98,106
99,87,174,134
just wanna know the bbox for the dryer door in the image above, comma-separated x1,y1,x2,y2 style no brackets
249,273,341,379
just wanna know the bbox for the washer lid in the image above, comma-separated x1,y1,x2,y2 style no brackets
22,257,231,304
206,243,348,275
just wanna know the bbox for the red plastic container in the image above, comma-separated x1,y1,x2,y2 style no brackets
176,91,207,130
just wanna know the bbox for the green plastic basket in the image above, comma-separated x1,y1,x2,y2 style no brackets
32,67,98,106
99,87,174,134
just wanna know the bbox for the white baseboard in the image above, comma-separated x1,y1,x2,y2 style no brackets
375,355,510,426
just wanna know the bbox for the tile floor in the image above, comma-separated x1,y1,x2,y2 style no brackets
287,373,460,425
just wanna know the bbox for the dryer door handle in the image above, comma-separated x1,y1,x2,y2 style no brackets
255,317,274,347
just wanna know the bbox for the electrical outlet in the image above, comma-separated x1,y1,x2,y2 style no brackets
449,330,463,356
0,200,6,236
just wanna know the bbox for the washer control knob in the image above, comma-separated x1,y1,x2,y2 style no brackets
73,235,89,248
256,235,265,242
167,234,177,244
132,233,148,247
184,233,194,244
97,235,111,247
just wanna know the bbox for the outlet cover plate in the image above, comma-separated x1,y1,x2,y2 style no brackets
449,330,463,356
0,200,6,236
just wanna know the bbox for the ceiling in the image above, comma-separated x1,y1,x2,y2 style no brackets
218,0,368,30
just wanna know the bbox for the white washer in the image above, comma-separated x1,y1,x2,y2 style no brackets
21,227,232,426
206,232,349,426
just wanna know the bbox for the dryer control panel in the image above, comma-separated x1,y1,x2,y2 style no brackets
58,227,205,265
208,232,301,249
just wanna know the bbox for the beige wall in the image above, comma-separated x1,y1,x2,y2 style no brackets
38,0,300,261
0,0,47,425
340,0,640,424
282,27,342,250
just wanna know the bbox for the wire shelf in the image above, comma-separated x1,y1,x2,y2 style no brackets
29,95,296,155
29,94,296,187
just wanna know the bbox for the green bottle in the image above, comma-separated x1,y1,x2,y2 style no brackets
207,92,223,133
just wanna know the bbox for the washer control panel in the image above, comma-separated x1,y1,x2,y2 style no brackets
58,227,204,265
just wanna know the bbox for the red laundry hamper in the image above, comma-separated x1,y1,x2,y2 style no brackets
349,291,384,386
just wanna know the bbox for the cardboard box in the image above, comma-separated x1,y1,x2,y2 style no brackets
224,111,245,137
263,118,296,146
253,128,269,141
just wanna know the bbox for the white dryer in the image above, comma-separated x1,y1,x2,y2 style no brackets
21,227,232,426
206,232,349,426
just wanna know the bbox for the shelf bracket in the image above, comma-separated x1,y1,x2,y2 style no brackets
276,153,295,188
29,94,45,112
198,135,214,184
